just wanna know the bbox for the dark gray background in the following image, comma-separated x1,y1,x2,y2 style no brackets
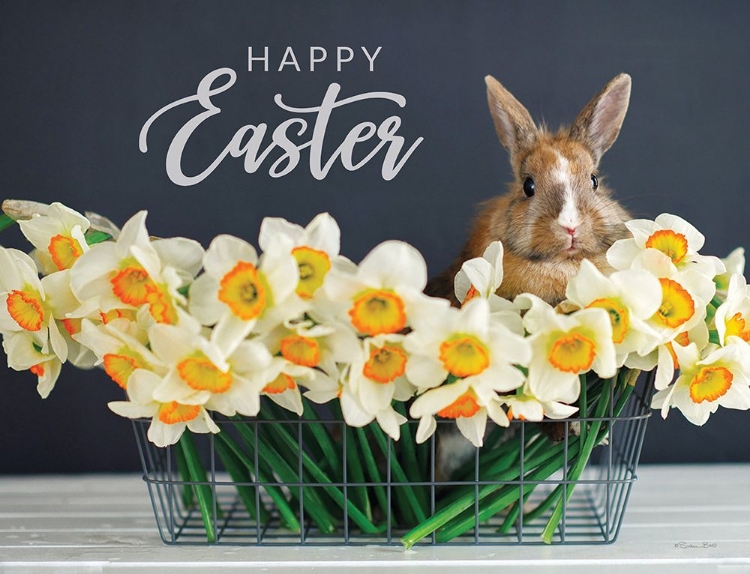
1,1,748,473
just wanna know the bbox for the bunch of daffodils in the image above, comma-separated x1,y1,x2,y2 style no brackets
2,201,748,546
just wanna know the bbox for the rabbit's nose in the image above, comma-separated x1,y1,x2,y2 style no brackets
562,225,577,236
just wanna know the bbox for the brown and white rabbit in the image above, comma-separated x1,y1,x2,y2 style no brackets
428,74,634,479
426,73,633,306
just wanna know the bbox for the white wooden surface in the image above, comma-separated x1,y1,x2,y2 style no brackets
1,464,749,573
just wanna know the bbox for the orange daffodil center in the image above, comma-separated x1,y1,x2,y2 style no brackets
438,389,481,419
6,288,45,331
725,312,750,342
655,278,695,329
280,335,320,367
218,261,269,321
645,229,689,265
439,334,491,377
176,353,232,393
349,289,407,336
103,348,151,389
689,366,733,404
111,261,154,306
158,402,201,425
292,246,330,299
548,332,597,374
48,234,84,271
587,298,629,344
263,373,297,395
363,344,408,384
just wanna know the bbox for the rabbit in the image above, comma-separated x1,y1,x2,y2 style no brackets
426,74,634,481
425,73,633,306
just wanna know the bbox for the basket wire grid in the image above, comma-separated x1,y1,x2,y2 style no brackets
133,372,655,546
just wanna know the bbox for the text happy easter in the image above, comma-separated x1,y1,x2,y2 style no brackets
139,47,424,187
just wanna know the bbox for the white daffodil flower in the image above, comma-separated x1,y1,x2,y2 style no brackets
1,330,62,398
109,368,219,448
565,259,663,367
607,213,725,279
623,249,716,390
70,211,203,325
147,317,274,417
715,273,750,346
0,247,79,363
259,212,346,302
453,241,523,334
188,234,301,355
16,202,91,274
502,383,579,422
73,318,163,390
517,294,616,405
324,240,443,337
346,333,414,417
250,356,317,416
652,342,750,426
714,247,746,297
404,297,529,392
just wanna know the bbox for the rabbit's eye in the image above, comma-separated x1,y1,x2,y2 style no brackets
523,177,535,197
591,174,599,190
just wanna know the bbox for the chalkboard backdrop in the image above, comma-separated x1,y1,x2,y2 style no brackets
1,1,749,472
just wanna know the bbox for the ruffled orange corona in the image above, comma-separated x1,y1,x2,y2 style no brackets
6,289,45,332
363,344,407,383
439,334,490,377
292,246,331,299
548,332,597,373
689,366,733,404
349,289,407,335
48,234,84,270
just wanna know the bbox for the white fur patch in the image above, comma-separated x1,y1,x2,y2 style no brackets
553,152,580,231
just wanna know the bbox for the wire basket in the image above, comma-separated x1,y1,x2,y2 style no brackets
134,371,654,546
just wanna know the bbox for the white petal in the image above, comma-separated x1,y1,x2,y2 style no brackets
302,213,341,256
204,235,258,278
415,415,437,444
456,410,486,447
258,217,303,252
654,213,705,251
357,240,427,291
405,354,448,390
153,237,205,277
375,407,406,441
606,238,641,271
148,420,186,448
115,211,151,259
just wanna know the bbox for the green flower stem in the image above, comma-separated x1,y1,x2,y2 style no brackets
216,430,300,533
393,402,430,515
237,422,338,534
541,376,615,543
401,435,574,548
301,401,343,481
178,433,217,543
579,374,588,446
0,213,15,233
433,441,583,544
174,440,196,509
214,434,270,525
711,295,724,309
369,423,427,526
498,490,532,534
253,414,382,534
344,426,373,521
355,427,390,523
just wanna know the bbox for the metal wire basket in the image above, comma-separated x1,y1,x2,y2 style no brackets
134,371,654,546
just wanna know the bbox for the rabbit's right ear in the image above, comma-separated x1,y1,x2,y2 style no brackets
485,76,537,161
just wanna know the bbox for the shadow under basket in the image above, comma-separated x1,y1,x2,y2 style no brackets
133,370,655,547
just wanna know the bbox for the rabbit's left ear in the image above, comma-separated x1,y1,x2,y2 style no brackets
570,74,631,164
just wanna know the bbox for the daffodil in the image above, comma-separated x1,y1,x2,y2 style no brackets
453,241,523,334
502,383,579,422
1,330,62,398
410,378,511,447
715,273,750,346
251,357,318,416
324,240,439,337
607,213,724,279
16,202,91,274
73,318,163,390
108,368,219,447
259,213,344,302
0,247,79,363
517,294,616,405
70,211,203,326
714,247,745,297
565,259,663,367
188,234,300,355
652,342,750,425
404,297,529,392
147,317,274,417
623,249,716,389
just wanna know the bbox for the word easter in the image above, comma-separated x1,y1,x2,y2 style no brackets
139,68,423,186
248,46,382,72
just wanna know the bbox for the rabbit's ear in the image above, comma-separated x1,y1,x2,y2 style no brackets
570,74,631,164
485,76,537,160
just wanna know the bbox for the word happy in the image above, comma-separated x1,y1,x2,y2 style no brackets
248,46,382,72
139,67,423,186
